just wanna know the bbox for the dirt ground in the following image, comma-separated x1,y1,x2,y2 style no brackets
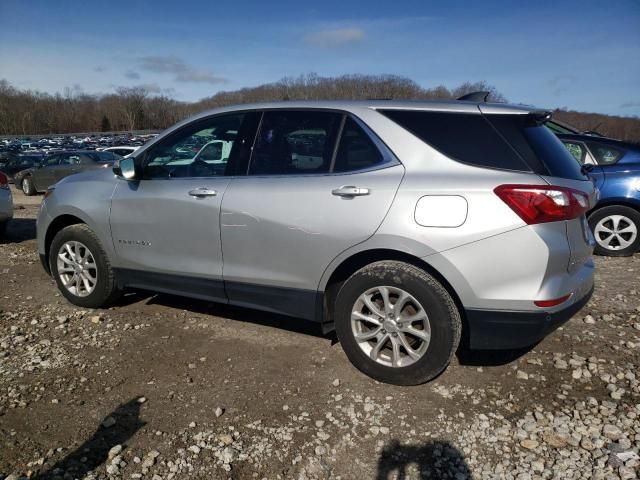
1,186,639,480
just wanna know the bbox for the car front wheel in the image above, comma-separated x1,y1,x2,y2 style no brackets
334,261,461,385
589,205,640,256
49,224,121,308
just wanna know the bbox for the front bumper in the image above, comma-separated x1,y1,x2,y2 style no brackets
464,285,593,350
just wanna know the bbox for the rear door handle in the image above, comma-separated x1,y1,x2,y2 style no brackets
188,187,217,197
331,185,370,197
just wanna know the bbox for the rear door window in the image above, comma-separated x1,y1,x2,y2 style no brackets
333,117,385,172
585,142,625,165
249,110,342,175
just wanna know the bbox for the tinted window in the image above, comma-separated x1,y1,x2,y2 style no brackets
249,110,342,175
87,151,118,163
586,141,625,165
380,110,531,172
144,113,250,178
333,118,384,172
485,114,587,180
60,154,79,165
45,155,60,166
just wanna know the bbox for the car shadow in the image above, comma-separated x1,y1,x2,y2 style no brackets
455,344,536,367
116,290,330,340
32,397,146,479
376,439,473,479
0,217,36,243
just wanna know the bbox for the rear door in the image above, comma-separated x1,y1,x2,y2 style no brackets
220,110,404,319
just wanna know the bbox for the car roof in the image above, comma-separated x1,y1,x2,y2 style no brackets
557,133,640,150
188,99,541,116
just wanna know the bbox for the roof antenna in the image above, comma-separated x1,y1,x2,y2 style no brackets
457,91,490,102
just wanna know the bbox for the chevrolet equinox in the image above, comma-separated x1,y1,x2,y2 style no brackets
36,100,596,385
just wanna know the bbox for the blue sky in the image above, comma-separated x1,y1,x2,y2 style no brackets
0,0,638,115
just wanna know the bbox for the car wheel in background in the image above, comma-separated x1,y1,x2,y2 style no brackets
334,260,461,385
21,177,36,196
589,205,640,257
49,224,121,308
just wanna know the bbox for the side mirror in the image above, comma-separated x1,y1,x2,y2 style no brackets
114,157,138,180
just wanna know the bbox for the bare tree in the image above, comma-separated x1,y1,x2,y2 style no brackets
0,76,638,142
115,86,149,131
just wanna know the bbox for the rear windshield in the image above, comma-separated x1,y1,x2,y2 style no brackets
379,110,587,180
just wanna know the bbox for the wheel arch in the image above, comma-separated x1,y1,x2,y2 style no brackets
43,214,87,273
589,199,640,217
320,248,465,335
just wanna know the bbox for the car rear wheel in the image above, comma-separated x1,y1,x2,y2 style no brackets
334,261,461,385
589,206,640,257
22,177,36,196
50,224,121,308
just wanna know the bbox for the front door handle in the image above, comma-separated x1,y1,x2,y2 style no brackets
188,187,217,198
331,185,370,197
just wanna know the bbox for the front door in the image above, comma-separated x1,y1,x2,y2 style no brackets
109,112,258,302
220,111,405,319
34,154,62,191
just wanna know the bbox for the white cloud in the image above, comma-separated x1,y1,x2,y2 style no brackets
137,55,227,84
304,28,365,48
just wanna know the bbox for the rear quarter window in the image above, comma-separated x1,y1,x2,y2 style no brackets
380,110,531,172
380,109,588,181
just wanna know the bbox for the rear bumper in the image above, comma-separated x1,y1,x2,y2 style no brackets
464,285,593,350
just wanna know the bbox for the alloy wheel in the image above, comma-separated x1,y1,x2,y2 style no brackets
594,215,638,251
56,241,98,297
351,286,431,368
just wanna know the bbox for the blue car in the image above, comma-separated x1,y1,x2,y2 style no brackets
558,134,640,256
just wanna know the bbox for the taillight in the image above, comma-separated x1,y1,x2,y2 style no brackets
534,294,571,308
0,172,8,190
494,184,589,225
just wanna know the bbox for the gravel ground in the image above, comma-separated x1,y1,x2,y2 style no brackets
1,186,639,480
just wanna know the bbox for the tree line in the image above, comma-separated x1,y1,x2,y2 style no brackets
0,74,638,142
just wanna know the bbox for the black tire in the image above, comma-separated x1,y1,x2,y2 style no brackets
588,205,640,257
334,261,461,385
49,224,121,308
21,176,36,196
0,221,7,238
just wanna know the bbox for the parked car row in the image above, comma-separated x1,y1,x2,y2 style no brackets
0,133,156,155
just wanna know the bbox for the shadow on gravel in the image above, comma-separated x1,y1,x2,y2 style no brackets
32,397,145,480
139,292,330,339
456,344,536,367
376,439,473,480
0,218,36,243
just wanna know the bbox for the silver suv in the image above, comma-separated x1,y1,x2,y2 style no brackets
36,100,596,385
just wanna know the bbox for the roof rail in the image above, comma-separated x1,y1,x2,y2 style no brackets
457,91,490,102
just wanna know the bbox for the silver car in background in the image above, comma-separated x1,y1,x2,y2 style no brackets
36,100,596,385
0,171,13,236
